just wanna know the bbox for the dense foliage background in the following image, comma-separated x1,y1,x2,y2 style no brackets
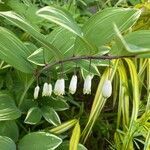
0,0,150,150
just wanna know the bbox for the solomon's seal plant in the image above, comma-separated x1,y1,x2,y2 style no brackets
0,0,150,150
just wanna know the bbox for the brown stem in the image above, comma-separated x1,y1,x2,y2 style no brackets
37,55,136,76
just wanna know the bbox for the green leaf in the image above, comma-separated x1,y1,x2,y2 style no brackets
16,71,33,87
27,46,55,66
18,132,62,150
27,48,45,66
78,144,88,150
0,121,19,142
129,0,141,5
125,30,150,54
50,119,78,134
18,76,35,108
41,106,61,126
19,98,38,112
7,0,43,24
56,141,87,150
0,27,34,73
46,27,76,57
111,26,150,55
70,121,81,150
36,6,83,37
0,93,21,121
0,11,62,59
24,107,42,125
0,136,16,150
75,8,141,54
24,42,38,54
45,97,69,111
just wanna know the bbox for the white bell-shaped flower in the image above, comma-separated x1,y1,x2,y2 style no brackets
42,82,49,96
83,75,93,94
34,85,40,99
102,80,112,98
54,78,65,96
69,75,77,94
47,83,52,96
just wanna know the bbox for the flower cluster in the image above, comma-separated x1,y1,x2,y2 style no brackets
34,74,112,99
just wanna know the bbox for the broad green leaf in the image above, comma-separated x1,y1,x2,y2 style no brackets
41,106,61,126
77,144,88,150
0,11,62,59
5,73,13,90
0,136,16,150
0,27,34,73
18,76,35,108
129,0,141,5
36,6,83,37
97,46,110,55
7,0,43,24
27,48,45,66
46,27,76,57
0,93,21,121
27,47,55,66
24,107,42,125
0,121,19,142
56,141,87,150
70,121,81,150
16,70,33,87
124,30,150,49
125,30,150,54
24,42,39,54
111,25,150,55
75,8,141,54
45,97,69,111
18,132,62,150
50,119,77,134
19,98,38,112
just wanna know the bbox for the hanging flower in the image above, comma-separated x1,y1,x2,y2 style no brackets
34,85,40,99
83,75,93,94
69,75,77,94
47,83,52,96
102,80,112,98
42,82,49,96
54,78,65,96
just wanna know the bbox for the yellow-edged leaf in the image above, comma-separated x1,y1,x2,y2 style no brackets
69,121,81,150
50,119,77,134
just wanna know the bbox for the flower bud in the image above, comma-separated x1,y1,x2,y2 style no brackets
34,85,40,99
69,75,77,94
42,82,49,96
47,83,52,96
54,78,65,96
83,75,93,94
102,80,112,98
